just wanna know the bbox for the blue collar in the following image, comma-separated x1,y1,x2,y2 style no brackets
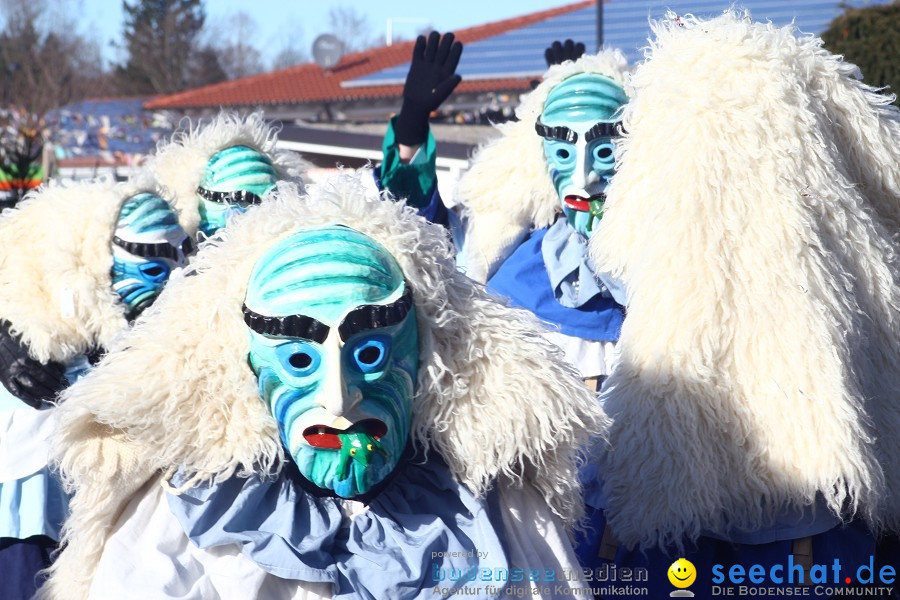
541,217,608,308
166,449,510,599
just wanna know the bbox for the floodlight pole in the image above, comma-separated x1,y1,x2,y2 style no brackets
385,17,431,46
596,0,604,51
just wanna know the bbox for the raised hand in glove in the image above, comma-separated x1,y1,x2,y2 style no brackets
545,39,586,67
0,320,67,409
394,31,463,147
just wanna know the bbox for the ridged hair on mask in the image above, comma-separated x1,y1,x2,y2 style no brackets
457,50,630,282
589,10,900,551
41,170,605,600
148,110,310,236
0,170,179,364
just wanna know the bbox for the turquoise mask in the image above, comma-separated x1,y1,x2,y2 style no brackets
244,226,419,498
196,145,278,238
536,73,627,237
111,192,192,319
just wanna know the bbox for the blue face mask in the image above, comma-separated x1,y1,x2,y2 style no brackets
196,145,278,237
111,258,172,312
537,73,628,237
110,193,192,318
244,227,419,499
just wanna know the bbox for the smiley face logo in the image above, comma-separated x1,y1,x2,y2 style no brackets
668,558,696,588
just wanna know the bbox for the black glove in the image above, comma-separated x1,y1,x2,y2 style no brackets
545,39,586,67
0,320,67,409
394,31,463,147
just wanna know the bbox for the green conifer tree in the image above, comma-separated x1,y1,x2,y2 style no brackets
822,1,900,106
116,0,225,94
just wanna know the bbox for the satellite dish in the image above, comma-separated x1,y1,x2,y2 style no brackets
312,34,344,69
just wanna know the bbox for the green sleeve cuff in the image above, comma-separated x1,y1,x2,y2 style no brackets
380,116,437,209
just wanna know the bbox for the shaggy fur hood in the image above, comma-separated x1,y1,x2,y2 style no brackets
590,11,900,550
148,111,309,236
457,51,630,282
42,171,605,600
0,171,173,363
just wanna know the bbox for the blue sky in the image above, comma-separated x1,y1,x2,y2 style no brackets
80,0,576,66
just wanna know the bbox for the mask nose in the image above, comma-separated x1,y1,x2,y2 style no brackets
570,138,592,193
317,332,362,418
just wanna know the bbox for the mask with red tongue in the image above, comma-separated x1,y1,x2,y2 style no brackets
535,72,627,237
244,226,419,498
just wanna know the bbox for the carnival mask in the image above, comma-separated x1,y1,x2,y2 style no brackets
244,226,419,499
196,145,278,238
111,193,192,319
536,73,627,237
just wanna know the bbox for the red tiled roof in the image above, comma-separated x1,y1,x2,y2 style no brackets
145,1,594,110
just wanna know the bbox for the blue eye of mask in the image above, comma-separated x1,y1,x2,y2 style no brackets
138,260,171,283
591,141,616,167
549,142,576,165
275,341,322,379
198,201,252,239
111,257,172,288
226,204,250,218
349,335,391,374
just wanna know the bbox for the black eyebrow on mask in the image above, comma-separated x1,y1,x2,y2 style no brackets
338,285,413,342
241,305,330,343
196,186,263,206
584,121,622,142
112,236,194,261
535,121,577,143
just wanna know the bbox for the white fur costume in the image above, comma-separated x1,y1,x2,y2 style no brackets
41,173,605,600
590,11,900,551
457,51,630,283
149,111,309,236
